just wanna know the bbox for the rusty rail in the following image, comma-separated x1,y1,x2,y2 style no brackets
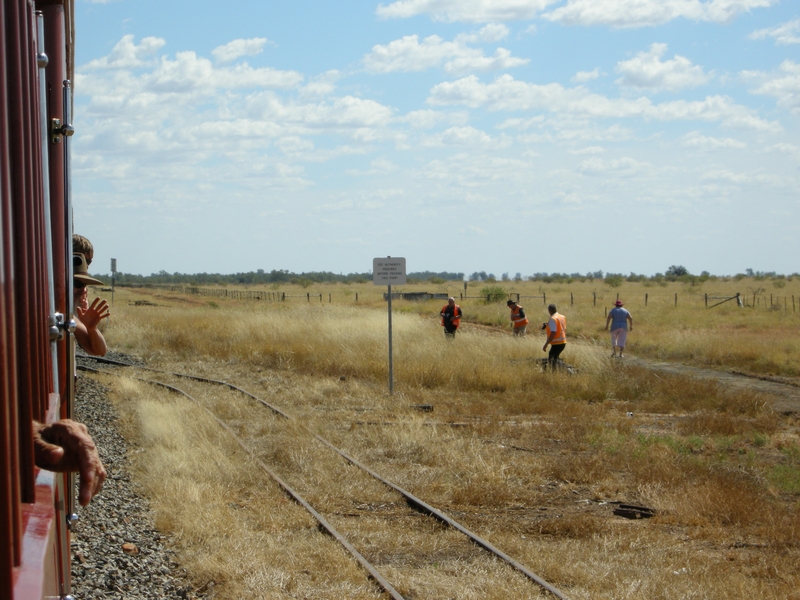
79,355,571,599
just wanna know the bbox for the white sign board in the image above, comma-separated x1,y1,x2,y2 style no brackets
373,257,406,285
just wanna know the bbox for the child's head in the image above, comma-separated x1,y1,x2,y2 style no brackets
72,234,94,265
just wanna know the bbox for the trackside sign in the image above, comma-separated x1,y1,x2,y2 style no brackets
373,257,406,285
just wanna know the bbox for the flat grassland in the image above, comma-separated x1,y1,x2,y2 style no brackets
90,277,800,599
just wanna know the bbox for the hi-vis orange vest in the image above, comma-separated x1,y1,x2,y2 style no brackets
549,313,566,344
441,304,461,328
510,305,529,328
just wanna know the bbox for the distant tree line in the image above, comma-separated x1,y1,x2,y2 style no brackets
105,265,795,288
469,265,797,287
109,269,465,287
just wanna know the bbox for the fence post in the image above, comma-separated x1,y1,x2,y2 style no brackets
593,292,596,307
705,293,708,307
543,292,546,305
770,294,773,307
645,293,648,306
616,292,619,301
329,293,331,303
282,292,285,302
356,293,358,302
319,294,322,302
487,294,490,302
793,295,796,312
570,292,573,306
675,293,678,307
516,293,520,302
604,306,607,318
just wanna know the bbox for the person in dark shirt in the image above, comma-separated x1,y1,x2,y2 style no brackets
440,297,462,339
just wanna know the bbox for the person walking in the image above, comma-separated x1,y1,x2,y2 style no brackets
507,299,529,336
542,304,566,369
440,297,462,339
605,300,633,357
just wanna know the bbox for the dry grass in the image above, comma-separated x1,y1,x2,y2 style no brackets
84,285,800,599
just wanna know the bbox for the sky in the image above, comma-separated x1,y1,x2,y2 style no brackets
72,0,800,278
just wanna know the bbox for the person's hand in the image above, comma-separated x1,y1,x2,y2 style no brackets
77,297,110,330
33,420,106,506
542,344,548,352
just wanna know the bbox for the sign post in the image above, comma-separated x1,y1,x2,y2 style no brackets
110,258,117,306
373,257,406,395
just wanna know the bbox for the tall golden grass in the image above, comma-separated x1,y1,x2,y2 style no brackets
118,274,800,376
87,284,800,599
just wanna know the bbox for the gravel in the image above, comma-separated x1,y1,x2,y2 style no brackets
71,353,210,599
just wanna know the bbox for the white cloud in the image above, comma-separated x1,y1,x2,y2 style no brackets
544,0,778,28
423,125,504,147
572,68,602,83
428,74,779,130
376,0,557,23
300,70,341,98
681,132,747,150
363,32,528,75
212,38,270,63
499,115,635,142
749,18,800,45
397,109,470,129
745,60,800,114
577,156,651,177
83,35,165,70
74,35,403,199
615,43,709,92
571,146,606,154
276,136,315,156
459,23,511,43
764,143,799,157
345,158,401,176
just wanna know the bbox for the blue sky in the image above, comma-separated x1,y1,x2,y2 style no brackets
73,0,799,277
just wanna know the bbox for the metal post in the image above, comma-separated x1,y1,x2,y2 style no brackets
387,285,394,395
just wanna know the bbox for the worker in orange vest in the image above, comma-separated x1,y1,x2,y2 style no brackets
506,299,529,337
440,297,462,339
542,303,567,369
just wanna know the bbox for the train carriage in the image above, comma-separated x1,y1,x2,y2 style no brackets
2,0,81,597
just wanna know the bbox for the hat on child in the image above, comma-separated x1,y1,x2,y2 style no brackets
614,300,624,306
73,253,105,286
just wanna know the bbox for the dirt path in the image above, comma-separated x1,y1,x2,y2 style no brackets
623,356,800,415
459,318,800,415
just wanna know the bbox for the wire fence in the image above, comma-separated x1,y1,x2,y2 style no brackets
124,284,799,313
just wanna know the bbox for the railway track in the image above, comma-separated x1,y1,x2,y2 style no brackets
77,354,570,600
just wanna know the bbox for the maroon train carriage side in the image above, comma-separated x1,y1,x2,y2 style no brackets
2,0,84,598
